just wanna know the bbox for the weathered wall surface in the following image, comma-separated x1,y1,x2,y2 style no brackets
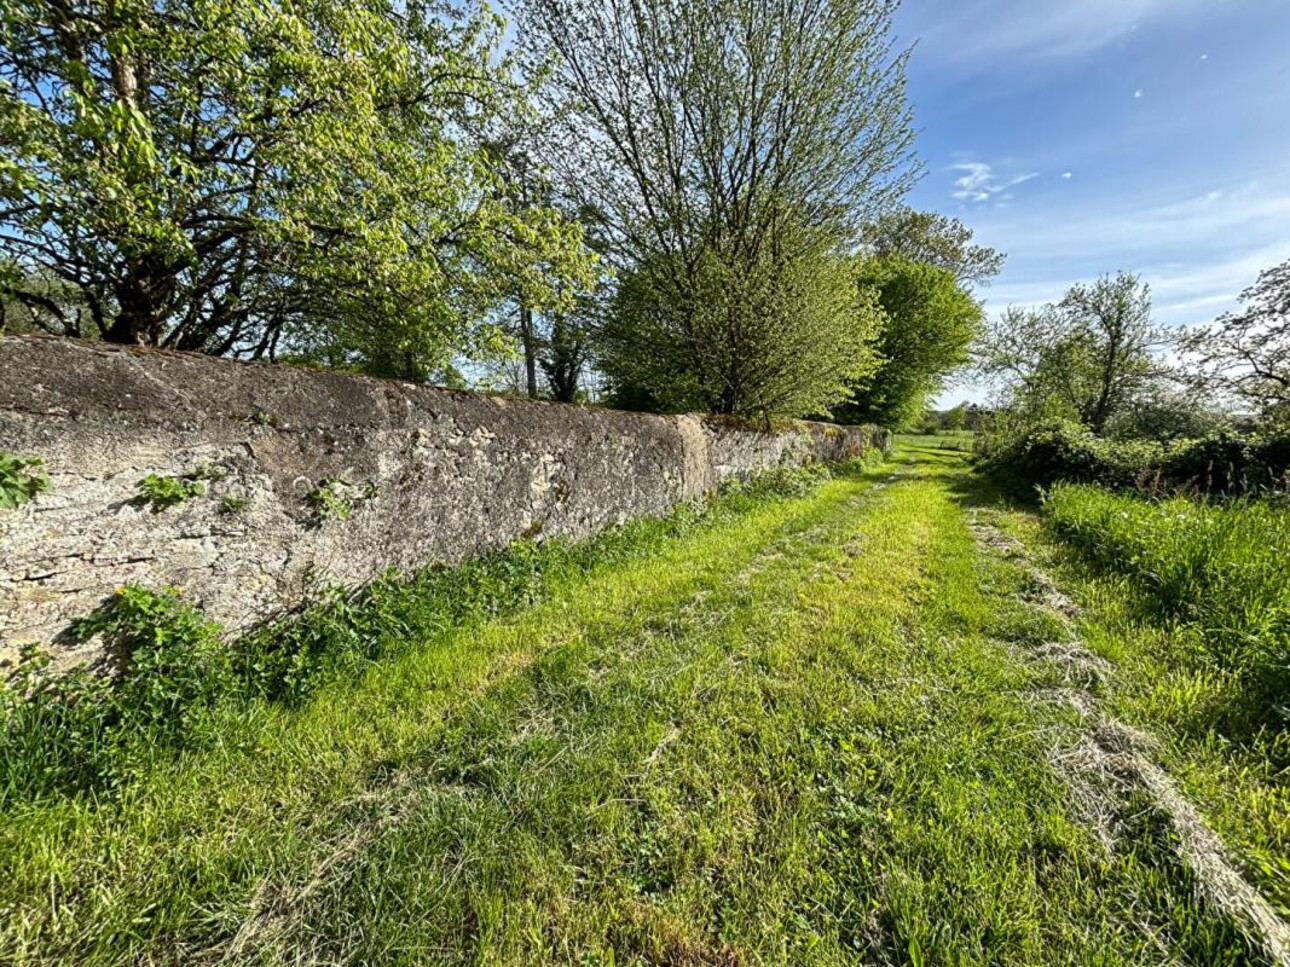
0,336,886,667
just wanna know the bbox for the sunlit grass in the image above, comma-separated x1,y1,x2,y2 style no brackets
0,445,1267,964
1004,485,1290,914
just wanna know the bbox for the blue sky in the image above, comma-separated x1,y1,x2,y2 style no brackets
891,1,1290,406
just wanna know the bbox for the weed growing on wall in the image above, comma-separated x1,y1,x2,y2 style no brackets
136,473,205,509
0,452,51,509
0,457,879,807
306,478,354,521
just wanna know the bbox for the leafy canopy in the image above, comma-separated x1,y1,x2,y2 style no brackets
518,0,918,417
0,0,595,377
1182,256,1290,426
838,254,983,429
979,273,1169,435
861,207,1005,288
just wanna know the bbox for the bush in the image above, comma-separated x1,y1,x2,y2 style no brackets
1044,484,1290,716
978,420,1290,497
975,420,1162,493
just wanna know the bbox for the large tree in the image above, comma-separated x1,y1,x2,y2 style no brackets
1182,257,1290,424
861,207,1005,287
837,255,982,428
979,273,1168,435
516,0,917,417
0,0,593,377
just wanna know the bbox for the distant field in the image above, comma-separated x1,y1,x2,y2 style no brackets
896,430,975,452
0,443,1281,965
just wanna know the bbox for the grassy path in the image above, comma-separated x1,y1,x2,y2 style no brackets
0,443,1272,964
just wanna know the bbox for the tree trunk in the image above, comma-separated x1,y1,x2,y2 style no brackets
519,301,538,399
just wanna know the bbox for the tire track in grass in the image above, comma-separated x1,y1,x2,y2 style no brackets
214,473,903,964
219,472,921,964
968,509,1290,966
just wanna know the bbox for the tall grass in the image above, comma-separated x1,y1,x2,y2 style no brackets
1044,483,1290,713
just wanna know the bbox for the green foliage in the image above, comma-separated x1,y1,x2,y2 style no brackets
838,254,983,428
976,420,1290,497
0,458,859,807
217,496,248,515
1182,257,1290,420
522,0,916,418
135,473,204,509
0,0,594,373
1,586,231,803
1045,484,1290,717
0,451,51,509
600,240,883,417
305,479,353,522
980,273,1169,436
861,206,1006,287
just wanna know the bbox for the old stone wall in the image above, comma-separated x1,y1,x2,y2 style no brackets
0,336,887,666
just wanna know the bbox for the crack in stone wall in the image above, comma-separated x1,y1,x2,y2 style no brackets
0,336,888,667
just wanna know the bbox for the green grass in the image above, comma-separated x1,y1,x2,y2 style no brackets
1044,484,1290,714
897,430,975,452
0,445,1269,964
1010,483,1290,914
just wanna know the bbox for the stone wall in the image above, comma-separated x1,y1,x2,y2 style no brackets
0,336,887,667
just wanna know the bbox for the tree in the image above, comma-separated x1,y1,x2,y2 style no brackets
0,0,594,378
1182,257,1290,423
516,0,918,417
979,274,1169,435
836,255,982,429
538,308,591,403
861,207,1005,287
598,235,885,415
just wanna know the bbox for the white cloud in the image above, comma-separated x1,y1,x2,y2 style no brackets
1134,89,1144,98
951,161,1039,203
901,0,1209,65
968,181,1290,328
1062,172,1074,179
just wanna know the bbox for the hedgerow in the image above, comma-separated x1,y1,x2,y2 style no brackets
976,420,1290,497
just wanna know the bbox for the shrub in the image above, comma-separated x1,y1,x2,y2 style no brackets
978,421,1290,497
975,420,1162,493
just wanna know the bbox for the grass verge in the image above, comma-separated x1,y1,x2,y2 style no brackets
996,486,1290,917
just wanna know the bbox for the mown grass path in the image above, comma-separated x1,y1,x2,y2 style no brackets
0,443,1272,965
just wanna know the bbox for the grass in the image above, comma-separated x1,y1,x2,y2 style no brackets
0,444,1271,964
1007,483,1290,915
1043,484,1290,703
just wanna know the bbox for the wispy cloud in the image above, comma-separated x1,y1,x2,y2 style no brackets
951,162,1039,203
975,183,1290,327
904,0,1209,65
